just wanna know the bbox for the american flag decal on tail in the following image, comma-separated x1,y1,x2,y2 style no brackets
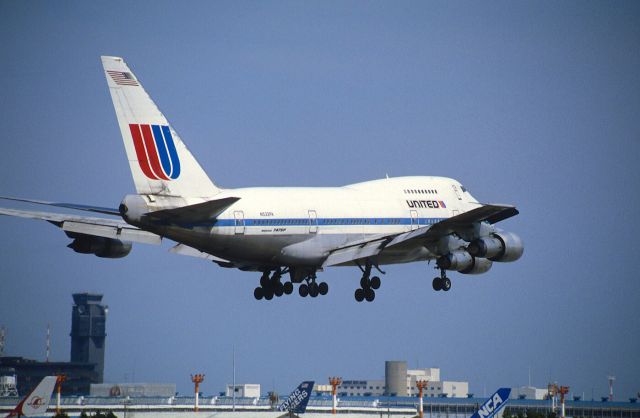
107,70,139,86
129,124,181,180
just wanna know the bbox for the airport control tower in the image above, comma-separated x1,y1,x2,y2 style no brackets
70,293,107,382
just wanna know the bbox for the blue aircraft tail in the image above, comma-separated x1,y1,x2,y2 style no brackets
470,388,512,418
278,381,314,414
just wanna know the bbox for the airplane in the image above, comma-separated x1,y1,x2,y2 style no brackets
278,381,314,415
470,388,512,418
0,56,523,302
5,376,58,418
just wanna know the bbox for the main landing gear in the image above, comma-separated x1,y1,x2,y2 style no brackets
254,268,294,300
354,260,383,302
254,268,328,300
298,273,329,298
432,268,451,292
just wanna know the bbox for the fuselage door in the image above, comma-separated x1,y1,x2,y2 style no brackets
410,210,419,231
451,184,463,200
234,210,245,234
308,210,318,234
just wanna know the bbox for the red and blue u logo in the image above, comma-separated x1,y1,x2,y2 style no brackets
129,124,181,180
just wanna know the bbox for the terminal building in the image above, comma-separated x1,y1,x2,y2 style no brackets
337,360,469,398
0,293,107,395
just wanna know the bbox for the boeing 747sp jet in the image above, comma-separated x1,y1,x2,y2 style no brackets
0,56,523,302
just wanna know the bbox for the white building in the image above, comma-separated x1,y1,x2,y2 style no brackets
510,386,548,400
225,383,260,398
337,366,469,398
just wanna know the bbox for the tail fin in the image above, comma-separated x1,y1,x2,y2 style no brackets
101,56,220,198
7,376,57,417
470,388,511,418
278,381,314,414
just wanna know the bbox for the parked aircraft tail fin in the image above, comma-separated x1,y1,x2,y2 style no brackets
6,376,57,418
101,56,220,198
278,381,315,414
470,388,511,418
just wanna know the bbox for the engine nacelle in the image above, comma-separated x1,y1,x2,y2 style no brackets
437,251,474,272
67,235,132,258
459,257,493,275
467,231,523,262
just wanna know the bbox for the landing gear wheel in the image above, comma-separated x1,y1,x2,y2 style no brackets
254,287,264,300
274,282,284,297
365,288,376,302
354,288,365,302
370,276,381,290
432,277,442,291
442,277,451,291
360,276,369,288
318,282,329,295
299,284,309,297
264,290,274,300
283,282,293,295
309,282,319,297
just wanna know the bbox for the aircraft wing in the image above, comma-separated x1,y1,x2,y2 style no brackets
0,195,120,216
322,204,518,267
0,208,161,245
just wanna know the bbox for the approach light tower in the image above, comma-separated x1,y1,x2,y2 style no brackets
191,374,205,412
55,375,66,415
608,376,615,402
558,386,569,418
329,377,342,415
416,380,429,418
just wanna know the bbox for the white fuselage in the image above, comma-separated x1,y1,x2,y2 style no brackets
142,176,480,269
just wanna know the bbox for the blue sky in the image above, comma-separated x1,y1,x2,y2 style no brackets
0,1,638,399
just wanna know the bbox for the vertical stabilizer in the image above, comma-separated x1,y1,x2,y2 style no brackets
101,56,220,198
7,376,57,417
279,381,314,414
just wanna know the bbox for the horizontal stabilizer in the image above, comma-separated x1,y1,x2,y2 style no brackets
145,197,240,224
0,196,120,216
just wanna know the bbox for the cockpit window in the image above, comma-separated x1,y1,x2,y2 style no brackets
461,185,467,193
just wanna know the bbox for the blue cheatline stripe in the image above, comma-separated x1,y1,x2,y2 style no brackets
161,125,181,179
187,217,446,228
151,125,172,178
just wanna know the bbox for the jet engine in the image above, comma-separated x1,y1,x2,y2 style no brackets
459,257,493,275
436,251,493,274
67,234,132,258
466,231,523,262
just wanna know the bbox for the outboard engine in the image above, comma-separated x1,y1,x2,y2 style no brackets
467,231,524,262
67,233,132,258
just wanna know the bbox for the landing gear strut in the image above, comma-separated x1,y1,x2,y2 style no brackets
432,268,451,292
298,273,329,298
354,260,383,302
254,268,294,300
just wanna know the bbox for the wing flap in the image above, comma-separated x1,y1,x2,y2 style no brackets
145,197,240,224
63,221,161,245
322,238,391,267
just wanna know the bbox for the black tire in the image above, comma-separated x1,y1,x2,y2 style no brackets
432,277,442,291
274,282,284,297
365,288,375,302
442,277,451,291
370,276,381,290
264,290,274,300
318,282,329,295
299,284,309,297
283,282,294,295
309,283,319,297
360,276,370,288
254,287,264,300
260,273,270,288
355,288,365,302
